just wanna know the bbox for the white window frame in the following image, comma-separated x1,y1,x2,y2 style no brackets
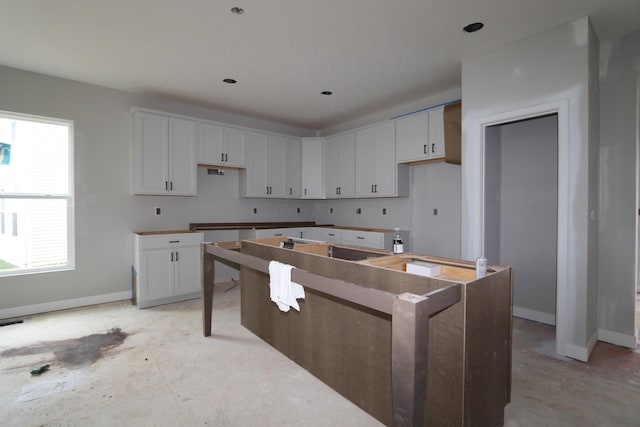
0,110,75,276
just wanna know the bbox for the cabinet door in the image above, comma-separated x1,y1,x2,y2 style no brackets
325,136,341,198
325,133,355,199
301,138,325,198
135,112,169,194
168,117,197,196
428,107,445,158
396,112,429,163
224,127,246,167
173,245,201,296
356,122,396,197
268,136,289,198
139,249,174,301
286,138,301,198
372,121,397,196
337,133,356,198
244,132,270,197
198,122,224,165
355,127,378,196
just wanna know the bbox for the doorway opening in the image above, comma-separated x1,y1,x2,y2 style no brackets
476,100,570,357
484,114,559,328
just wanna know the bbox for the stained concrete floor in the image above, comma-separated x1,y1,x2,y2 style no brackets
0,285,638,426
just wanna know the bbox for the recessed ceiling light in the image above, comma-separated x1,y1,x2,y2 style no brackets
223,78,237,84
321,91,333,96
231,7,244,15
463,22,484,33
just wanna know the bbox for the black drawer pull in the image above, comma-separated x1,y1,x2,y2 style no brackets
169,240,180,243
357,236,365,240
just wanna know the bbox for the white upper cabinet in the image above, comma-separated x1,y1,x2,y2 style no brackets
134,110,197,196
286,138,302,198
301,138,325,198
395,106,445,163
198,123,246,168
427,106,445,158
241,132,291,198
356,121,407,197
325,132,355,198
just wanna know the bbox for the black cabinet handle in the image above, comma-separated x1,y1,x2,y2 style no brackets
357,236,365,240
169,240,180,243
274,233,283,236
225,153,228,162
304,188,307,195
424,144,427,154
165,181,168,190
170,252,174,262
175,251,179,262
170,181,173,190
289,187,292,195
432,143,435,153
266,186,269,194
328,233,335,236
221,153,224,162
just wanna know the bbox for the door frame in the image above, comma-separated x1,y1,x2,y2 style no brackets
477,100,569,357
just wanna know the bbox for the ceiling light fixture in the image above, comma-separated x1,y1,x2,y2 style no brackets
321,91,333,96
463,22,484,33
231,7,244,15
223,78,237,84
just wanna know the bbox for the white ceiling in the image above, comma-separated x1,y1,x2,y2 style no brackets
1,0,639,131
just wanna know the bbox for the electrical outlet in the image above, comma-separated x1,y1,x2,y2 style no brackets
154,207,161,216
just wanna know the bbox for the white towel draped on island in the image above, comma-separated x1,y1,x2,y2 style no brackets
268,261,305,312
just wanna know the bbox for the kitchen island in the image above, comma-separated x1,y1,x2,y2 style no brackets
201,238,512,427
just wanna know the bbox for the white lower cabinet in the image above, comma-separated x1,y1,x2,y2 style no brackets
319,228,342,243
134,232,203,308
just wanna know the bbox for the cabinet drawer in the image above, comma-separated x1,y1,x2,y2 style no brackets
137,233,203,250
341,230,383,249
319,228,342,243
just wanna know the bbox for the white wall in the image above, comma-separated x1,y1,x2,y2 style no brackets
461,17,598,359
598,29,640,344
0,65,315,314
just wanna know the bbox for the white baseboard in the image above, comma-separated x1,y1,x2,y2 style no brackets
565,343,589,362
513,306,556,326
0,291,132,320
598,328,637,349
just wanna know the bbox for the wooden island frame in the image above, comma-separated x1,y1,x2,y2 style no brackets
201,238,513,426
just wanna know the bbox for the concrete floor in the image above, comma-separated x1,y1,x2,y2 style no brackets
0,285,638,426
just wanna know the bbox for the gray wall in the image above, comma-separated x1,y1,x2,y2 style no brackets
485,116,558,321
0,65,316,312
313,162,462,258
462,17,598,359
598,29,640,340
0,65,463,314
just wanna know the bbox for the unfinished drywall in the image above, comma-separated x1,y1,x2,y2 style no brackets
598,29,640,345
409,162,461,258
461,17,598,360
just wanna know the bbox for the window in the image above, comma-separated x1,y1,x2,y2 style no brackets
0,111,74,276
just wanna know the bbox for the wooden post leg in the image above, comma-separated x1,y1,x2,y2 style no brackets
202,245,215,337
392,292,430,427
